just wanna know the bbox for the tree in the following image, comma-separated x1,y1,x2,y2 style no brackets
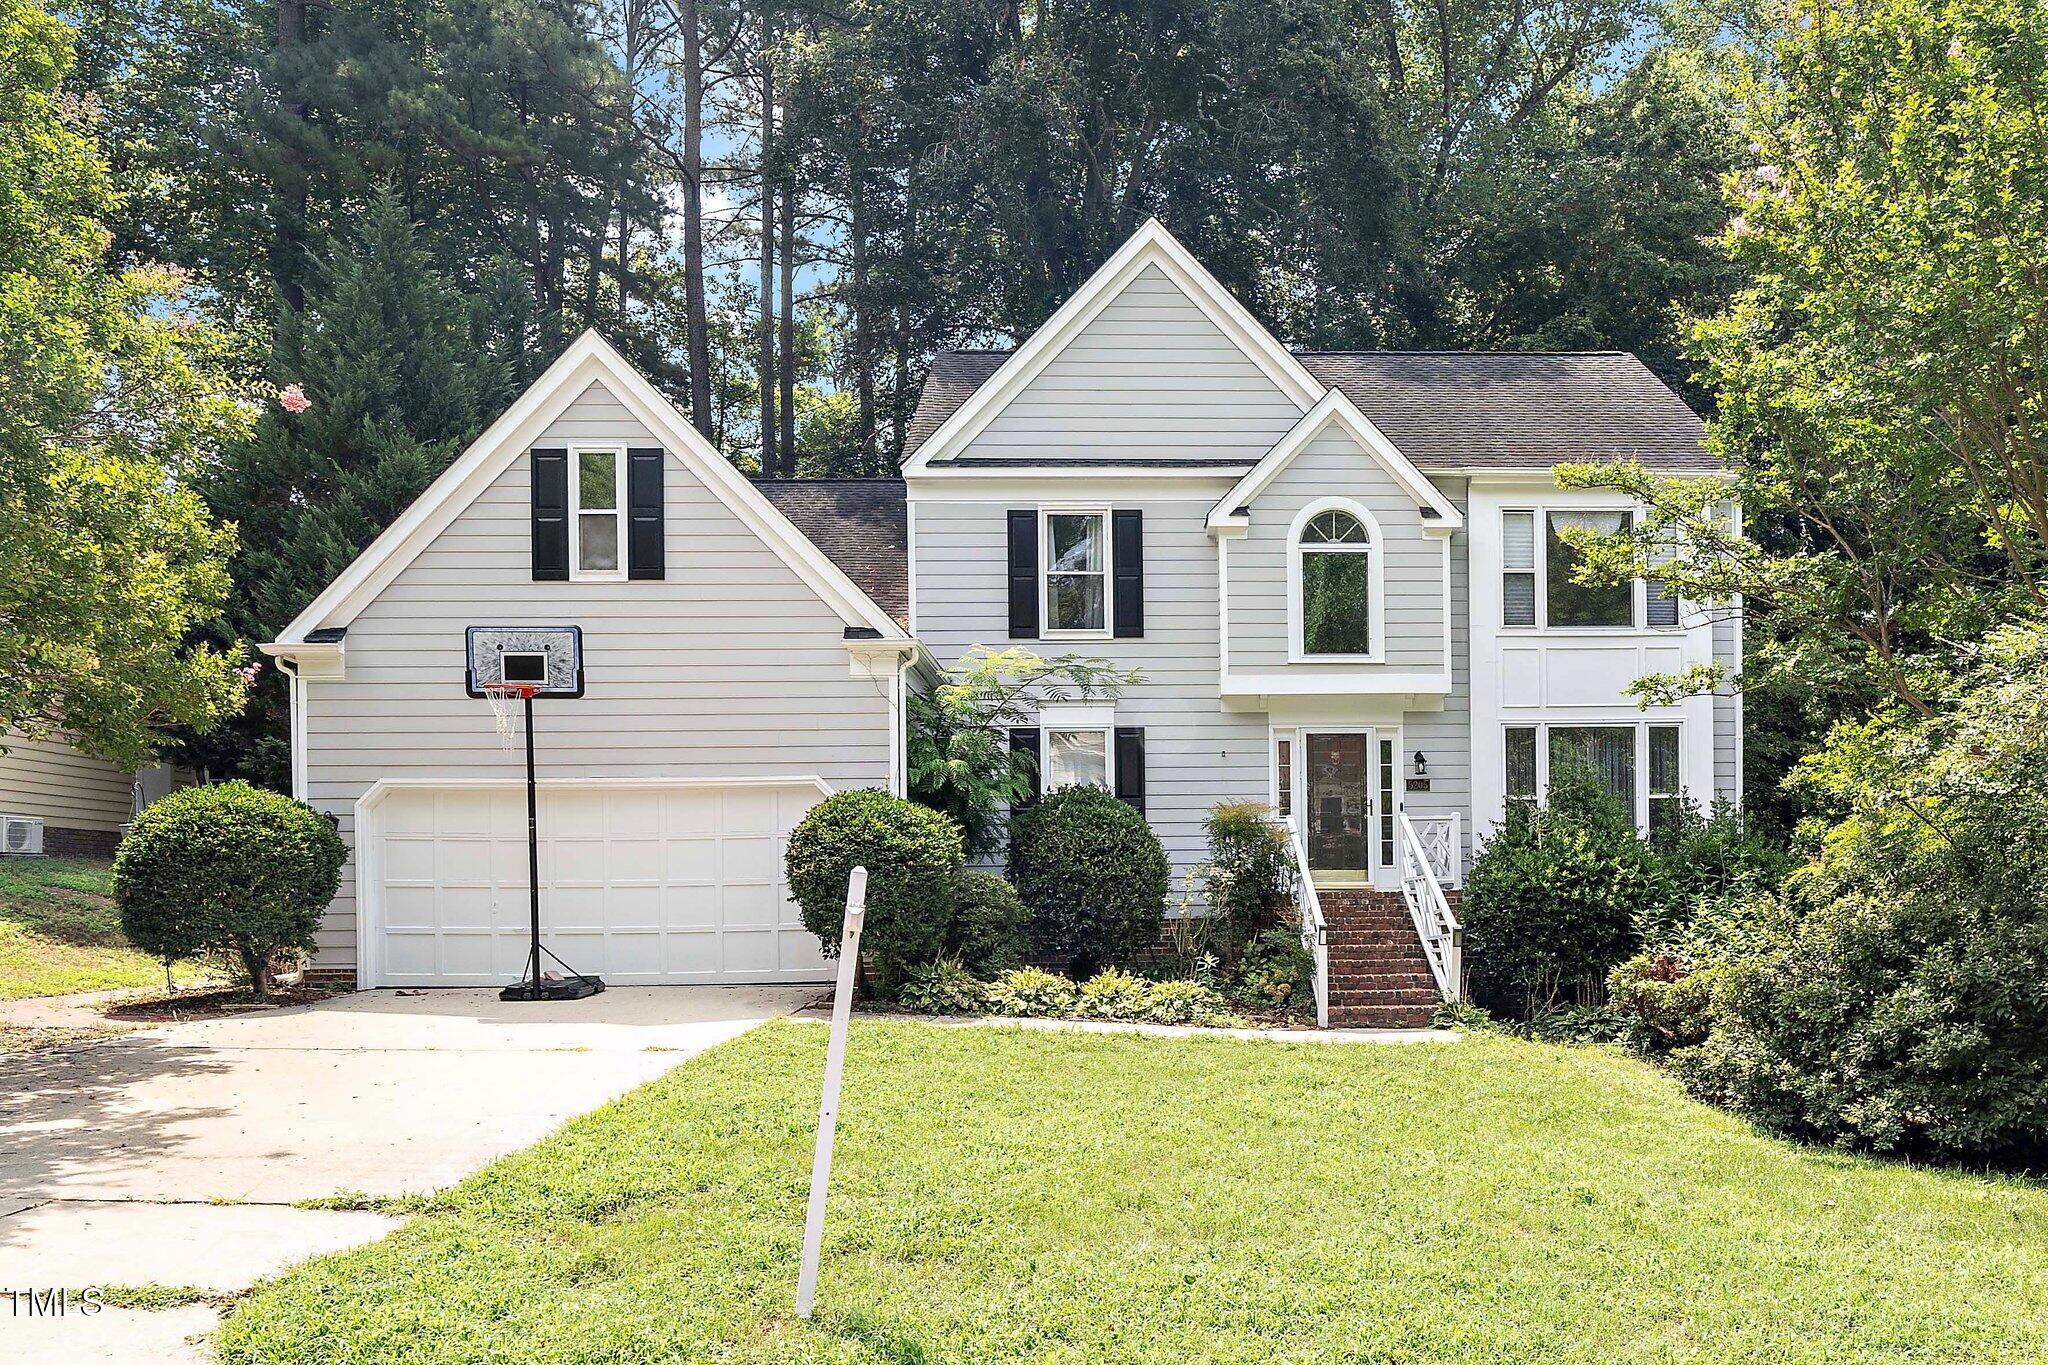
1558,0,2048,814
1,0,250,767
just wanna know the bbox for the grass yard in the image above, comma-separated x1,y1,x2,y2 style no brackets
0,856,212,1000
215,1021,2048,1364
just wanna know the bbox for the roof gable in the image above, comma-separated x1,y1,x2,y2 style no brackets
1211,391,1464,534
270,332,908,648
901,219,1323,473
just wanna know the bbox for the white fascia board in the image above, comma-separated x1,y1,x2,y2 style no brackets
1208,390,1465,534
1220,669,1454,697
271,331,908,646
902,218,1324,474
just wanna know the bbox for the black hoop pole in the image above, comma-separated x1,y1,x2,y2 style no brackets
524,689,541,992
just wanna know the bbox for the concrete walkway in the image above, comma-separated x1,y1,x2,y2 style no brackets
0,985,815,1361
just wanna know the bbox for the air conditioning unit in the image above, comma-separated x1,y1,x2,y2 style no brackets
1,815,44,856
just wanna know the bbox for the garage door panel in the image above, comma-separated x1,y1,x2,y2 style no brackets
371,782,834,986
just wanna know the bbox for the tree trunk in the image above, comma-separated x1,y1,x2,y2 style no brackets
681,0,712,437
273,0,309,313
615,0,642,314
851,151,874,466
238,941,272,1000
758,23,777,474
778,142,796,472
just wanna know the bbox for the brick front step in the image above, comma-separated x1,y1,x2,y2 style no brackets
1330,1006,1436,1028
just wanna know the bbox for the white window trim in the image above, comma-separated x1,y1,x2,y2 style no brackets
1500,505,1684,635
1040,506,1112,639
1037,704,1116,791
1502,720,1684,834
569,444,628,582
1287,497,1385,664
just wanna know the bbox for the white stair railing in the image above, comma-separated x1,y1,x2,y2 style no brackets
1282,817,1329,1029
1397,811,1463,1002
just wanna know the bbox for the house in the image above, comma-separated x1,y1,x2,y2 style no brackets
264,220,1737,1023
0,734,192,857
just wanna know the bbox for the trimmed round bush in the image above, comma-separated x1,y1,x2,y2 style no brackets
114,781,346,996
946,870,1028,976
785,788,963,995
1008,784,1169,976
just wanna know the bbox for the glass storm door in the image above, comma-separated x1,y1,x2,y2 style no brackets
1305,733,1374,883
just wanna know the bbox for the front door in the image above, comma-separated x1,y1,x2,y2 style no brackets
1305,732,1374,884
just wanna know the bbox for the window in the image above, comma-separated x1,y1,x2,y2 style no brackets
1503,722,1684,835
1648,725,1682,841
1295,505,1376,658
1043,510,1108,634
1645,533,1681,628
572,448,624,577
1378,737,1396,868
1045,728,1109,789
1503,511,1537,626
1546,511,1633,627
1276,739,1292,817
1505,726,1538,806
1550,725,1636,810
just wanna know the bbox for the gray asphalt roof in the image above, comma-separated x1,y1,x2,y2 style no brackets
903,349,1715,472
753,479,908,626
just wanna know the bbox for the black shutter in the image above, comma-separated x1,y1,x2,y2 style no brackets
1113,509,1144,638
531,448,569,581
1114,727,1146,814
627,447,665,579
1009,727,1041,803
1007,510,1039,638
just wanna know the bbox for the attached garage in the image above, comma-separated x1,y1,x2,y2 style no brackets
356,780,834,988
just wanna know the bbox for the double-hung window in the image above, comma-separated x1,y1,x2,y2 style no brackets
1042,510,1108,634
1503,722,1683,836
1502,508,1679,629
571,448,625,579
1039,705,1113,790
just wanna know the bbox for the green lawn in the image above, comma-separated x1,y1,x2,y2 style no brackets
0,856,211,999
216,1022,2048,1364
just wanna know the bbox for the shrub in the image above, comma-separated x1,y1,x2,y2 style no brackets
1430,999,1497,1033
784,789,964,995
1008,784,1169,976
1076,967,1152,1020
1462,760,1657,1017
114,781,346,997
946,870,1029,976
1201,802,1294,954
1143,977,1240,1027
1608,952,1721,1055
1667,624,2048,1159
896,957,988,1015
1640,801,1791,947
985,966,1078,1017
1231,926,1312,1011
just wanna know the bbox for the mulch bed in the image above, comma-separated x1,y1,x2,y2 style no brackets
102,984,344,1022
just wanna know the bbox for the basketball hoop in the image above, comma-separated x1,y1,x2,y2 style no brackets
481,681,535,749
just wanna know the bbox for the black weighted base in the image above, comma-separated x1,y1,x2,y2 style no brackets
500,973,606,1002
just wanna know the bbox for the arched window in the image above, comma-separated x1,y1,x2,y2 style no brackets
1293,505,1377,658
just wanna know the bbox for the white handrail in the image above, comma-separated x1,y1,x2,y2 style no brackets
1397,811,1463,1002
1282,817,1329,1029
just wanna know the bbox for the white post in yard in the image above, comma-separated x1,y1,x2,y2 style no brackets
796,865,866,1320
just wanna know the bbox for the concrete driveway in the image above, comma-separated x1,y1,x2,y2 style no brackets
0,985,815,1361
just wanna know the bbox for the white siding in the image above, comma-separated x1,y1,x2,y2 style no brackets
301,380,894,972
1713,611,1743,805
912,491,1267,886
0,733,133,832
959,264,1304,463
1227,427,1448,672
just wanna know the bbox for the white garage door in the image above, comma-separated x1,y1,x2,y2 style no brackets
366,782,833,987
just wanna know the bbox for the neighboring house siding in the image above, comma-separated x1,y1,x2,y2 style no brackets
1227,428,1448,672
0,733,134,834
1400,479,1472,871
960,264,1303,464
912,492,1267,886
300,380,893,971
1713,610,1742,805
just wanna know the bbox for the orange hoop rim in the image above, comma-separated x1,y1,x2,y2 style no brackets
481,682,539,699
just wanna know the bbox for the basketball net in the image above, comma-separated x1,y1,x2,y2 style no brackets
481,683,534,750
